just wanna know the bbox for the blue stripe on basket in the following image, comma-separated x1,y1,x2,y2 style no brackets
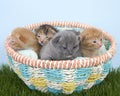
7,55,14,65
75,67,91,81
48,87,62,94
44,69,63,83
28,85,35,90
95,80,102,85
75,85,84,92
102,60,111,74
95,80,103,85
18,64,30,78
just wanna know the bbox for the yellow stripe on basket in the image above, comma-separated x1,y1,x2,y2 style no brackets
15,69,22,78
86,74,101,83
62,82,75,93
30,77,47,87
8,61,10,66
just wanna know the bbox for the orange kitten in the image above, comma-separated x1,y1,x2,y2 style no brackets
34,24,58,46
9,27,41,54
80,28,103,57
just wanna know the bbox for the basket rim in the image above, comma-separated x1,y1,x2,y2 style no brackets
4,21,116,69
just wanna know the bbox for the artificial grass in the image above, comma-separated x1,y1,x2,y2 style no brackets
0,65,120,96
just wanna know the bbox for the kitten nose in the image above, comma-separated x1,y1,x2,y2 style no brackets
99,43,102,47
99,45,102,47
41,41,44,43
69,50,72,55
39,41,44,45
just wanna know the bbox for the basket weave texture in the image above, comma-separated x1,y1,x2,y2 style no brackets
5,22,116,94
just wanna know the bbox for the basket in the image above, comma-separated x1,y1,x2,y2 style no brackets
5,21,116,94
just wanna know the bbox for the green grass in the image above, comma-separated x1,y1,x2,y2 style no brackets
0,65,120,96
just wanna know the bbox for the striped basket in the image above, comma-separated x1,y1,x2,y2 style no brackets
5,22,116,95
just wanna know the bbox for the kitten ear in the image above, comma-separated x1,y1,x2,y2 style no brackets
51,29,58,34
74,32,80,36
34,27,39,32
18,35,26,43
52,36,61,45
80,33,85,41
78,36,80,41
75,32,82,41
34,27,39,35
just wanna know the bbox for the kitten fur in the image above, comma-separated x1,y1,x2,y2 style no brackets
80,28,103,57
34,24,58,46
9,27,41,54
40,30,81,60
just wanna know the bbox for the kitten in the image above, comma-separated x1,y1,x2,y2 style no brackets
40,30,81,60
9,27,40,54
80,28,104,57
34,24,58,46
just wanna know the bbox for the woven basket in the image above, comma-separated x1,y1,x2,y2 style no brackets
5,22,116,94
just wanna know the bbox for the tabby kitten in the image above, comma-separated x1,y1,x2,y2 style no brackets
40,30,81,60
34,24,58,46
80,28,104,57
9,27,40,54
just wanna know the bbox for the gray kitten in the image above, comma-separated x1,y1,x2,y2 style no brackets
40,30,81,60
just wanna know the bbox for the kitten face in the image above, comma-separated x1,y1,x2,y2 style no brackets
35,24,58,45
36,30,55,45
9,28,40,54
82,37,103,50
52,30,81,59
81,28,103,50
9,36,25,51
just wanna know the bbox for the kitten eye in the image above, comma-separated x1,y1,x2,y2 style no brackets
93,40,96,43
73,45,77,49
9,40,15,45
63,46,67,49
100,38,103,41
37,35,40,38
11,40,15,43
46,36,49,38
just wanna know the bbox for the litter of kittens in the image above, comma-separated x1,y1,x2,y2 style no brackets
4,21,116,95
